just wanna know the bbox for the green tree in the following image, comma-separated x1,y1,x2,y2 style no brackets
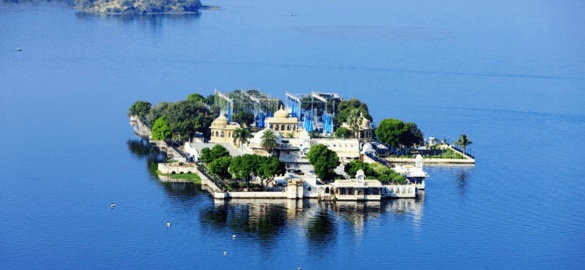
210,144,231,160
147,100,217,142
208,156,232,179
233,128,252,156
376,118,407,149
454,134,473,152
229,154,258,188
233,111,255,127
334,98,372,128
399,122,424,149
307,144,340,183
187,93,205,103
257,156,286,190
151,116,171,141
200,148,212,163
346,109,363,139
334,127,353,139
344,160,376,178
205,94,215,106
128,101,152,118
261,130,278,154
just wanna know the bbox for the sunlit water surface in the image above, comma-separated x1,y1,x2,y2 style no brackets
1,1,584,269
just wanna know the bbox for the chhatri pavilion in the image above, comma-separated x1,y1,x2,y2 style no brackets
209,112,242,145
265,105,300,138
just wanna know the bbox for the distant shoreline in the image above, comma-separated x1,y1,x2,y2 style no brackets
77,9,199,15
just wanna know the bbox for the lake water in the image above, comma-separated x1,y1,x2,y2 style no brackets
1,0,584,269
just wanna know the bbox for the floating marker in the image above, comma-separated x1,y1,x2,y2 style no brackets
167,222,171,227
111,203,115,208
224,250,227,256
232,235,237,239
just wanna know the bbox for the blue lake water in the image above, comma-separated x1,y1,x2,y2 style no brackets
1,0,584,269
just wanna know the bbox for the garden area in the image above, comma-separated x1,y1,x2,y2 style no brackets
385,147,466,159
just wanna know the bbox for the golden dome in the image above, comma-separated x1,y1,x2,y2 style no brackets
211,112,229,128
274,105,290,119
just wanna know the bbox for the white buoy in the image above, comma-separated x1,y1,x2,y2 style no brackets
111,203,115,208
167,222,171,227
224,250,227,256
289,13,292,16
16,48,23,51
232,235,236,239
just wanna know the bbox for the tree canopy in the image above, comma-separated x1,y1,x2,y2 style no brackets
376,118,424,149
346,109,363,139
187,93,205,103
147,100,219,142
334,127,352,139
455,134,473,152
200,144,231,163
205,95,215,106
228,154,258,188
208,156,232,179
261,130,278,153
307,144,340,182
376,118,407,149
233,128,251,149
334,98,372,128
151,116,171,141
256,156,286,189
400,122,424,148
344,160,377,178
128,101,152,118
233,111,255,127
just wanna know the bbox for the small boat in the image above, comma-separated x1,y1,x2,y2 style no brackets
16,48,23,51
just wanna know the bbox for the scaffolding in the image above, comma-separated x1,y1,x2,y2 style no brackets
285,91,343,133
214,88,280,127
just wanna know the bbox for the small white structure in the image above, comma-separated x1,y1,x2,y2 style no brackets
393,154,429,189
329,170,384,201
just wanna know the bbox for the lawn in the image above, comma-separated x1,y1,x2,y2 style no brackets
156,170,202,184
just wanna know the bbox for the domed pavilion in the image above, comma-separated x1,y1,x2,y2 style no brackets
265,105,299,138
209,112,242,144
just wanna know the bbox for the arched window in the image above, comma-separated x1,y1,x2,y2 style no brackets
325,187,330,194
293,126,296,130
228,132,231,137
281,125,285,131
220,131,224,137
275,125,279,131
287,125,290,131
270,125,273,129
216,131,219,137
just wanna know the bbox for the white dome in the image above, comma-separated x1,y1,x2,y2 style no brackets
253,128,282,145
299,129,311,141
363,143,374,151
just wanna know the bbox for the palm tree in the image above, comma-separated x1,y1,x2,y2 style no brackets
454,134,473,152
346,109,363,139
261,130,278,154
233,128,251,156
